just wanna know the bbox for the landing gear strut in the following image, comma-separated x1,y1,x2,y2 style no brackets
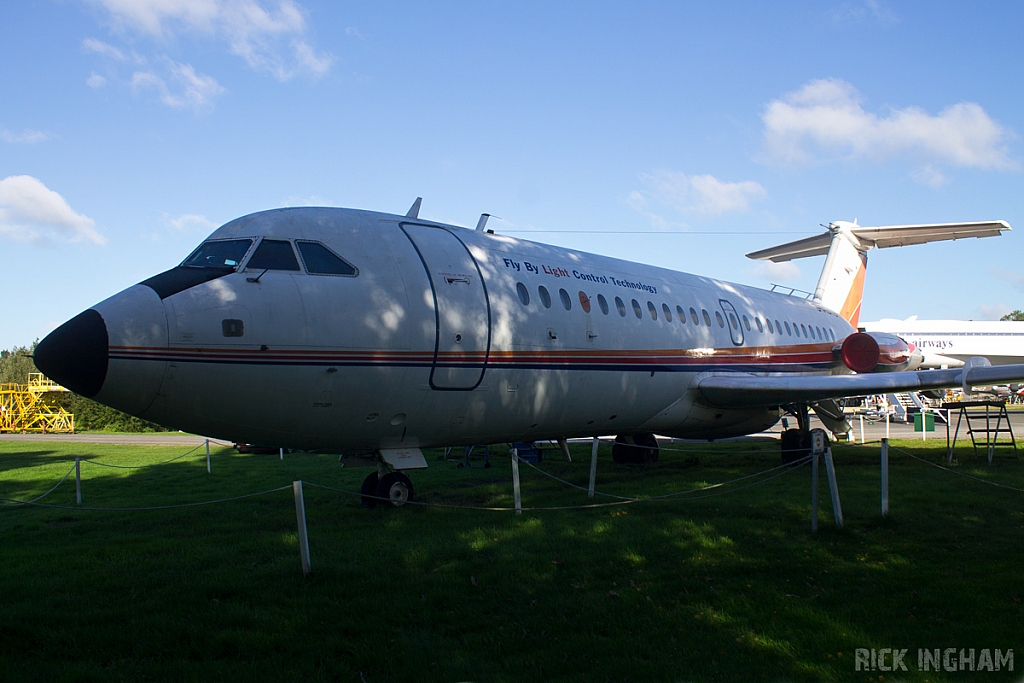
780,404,816,463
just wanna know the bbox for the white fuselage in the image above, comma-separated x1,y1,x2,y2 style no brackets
861,318,1024,368
82,208,855,452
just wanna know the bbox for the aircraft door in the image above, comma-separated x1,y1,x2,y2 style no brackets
402,224,491,390
719,299,744,346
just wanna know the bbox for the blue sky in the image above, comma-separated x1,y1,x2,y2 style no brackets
2,1,1023,349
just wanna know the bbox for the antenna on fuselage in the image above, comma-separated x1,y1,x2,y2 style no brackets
475,213,501,233
405,197,422,219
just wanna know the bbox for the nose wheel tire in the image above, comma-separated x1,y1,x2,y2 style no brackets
375,472,415,507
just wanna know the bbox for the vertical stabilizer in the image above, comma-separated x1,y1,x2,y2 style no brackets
747,220,1010,327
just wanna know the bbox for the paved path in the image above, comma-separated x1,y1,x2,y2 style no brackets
0,433,227,446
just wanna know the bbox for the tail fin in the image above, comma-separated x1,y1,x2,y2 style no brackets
747,220,1010,328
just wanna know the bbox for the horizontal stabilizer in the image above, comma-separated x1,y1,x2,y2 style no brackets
747,220,1010,263
745,232,832,263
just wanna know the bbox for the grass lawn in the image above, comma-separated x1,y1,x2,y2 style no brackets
1,437,1022,682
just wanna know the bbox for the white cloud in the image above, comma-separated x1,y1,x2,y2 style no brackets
344,26,364,39
88,0,333,80
762,79,1017,175
131,60,224,111
631,171,767,222
828,0,899,27
975,303,1012,320
86,72,108,88
282,194,333,207
0,175,105,246
165,213,217,232
82,37,127,60
1,127,49,144
990,267,1024,292
909,165,947,187
751,260,802,283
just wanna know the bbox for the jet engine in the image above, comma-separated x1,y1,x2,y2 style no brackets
838,331,922,373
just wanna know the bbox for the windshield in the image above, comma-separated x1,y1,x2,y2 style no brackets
181,239,253,269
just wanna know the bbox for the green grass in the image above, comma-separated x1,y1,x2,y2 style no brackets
1,438,1022,682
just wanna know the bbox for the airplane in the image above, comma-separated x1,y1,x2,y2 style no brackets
32,201,1024,505
860,317,1024,368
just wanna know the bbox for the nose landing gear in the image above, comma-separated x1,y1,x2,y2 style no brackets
360,467,415,509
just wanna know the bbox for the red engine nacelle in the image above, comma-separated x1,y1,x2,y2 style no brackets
839,331,919,373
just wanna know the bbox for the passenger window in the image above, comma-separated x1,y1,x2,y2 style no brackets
247,239,300,271
690,308,700,325
728,313,738,329
775,319,783,334
715,311,725,328
516,282,530,306
615,296,627,317
784,321,792,336
632,299,643,319
800,323,807,338
702,309,712,326
676,305,686,323
295,240,357,276
755,317,763,333
183,238,253,269
663,303,673,322
559,288,572,311
815,326,822,340
647,301,658,320
597,294,609,315
538,286,552,308
742,315,751,331
766,318,774,334
578,291,591,313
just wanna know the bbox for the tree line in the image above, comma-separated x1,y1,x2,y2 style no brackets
1,344,168,432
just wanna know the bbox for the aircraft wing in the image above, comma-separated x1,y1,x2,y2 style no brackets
695,361,1024,408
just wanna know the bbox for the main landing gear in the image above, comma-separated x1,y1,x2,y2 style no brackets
360,463,415,509
780,404,819,464
611,432,660,463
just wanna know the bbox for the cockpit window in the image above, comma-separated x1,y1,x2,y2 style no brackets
181,239,253,269
295,240,358,277
247,239,301,271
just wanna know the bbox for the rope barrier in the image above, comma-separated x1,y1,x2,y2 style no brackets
891,445,1024,493
0,462,78,507
82,442,208,469
516,452,809,502
306,456,810,512
2,485,293,512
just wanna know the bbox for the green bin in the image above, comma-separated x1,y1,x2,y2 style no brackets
913,412,935,432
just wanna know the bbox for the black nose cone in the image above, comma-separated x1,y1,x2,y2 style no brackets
34,309,109,398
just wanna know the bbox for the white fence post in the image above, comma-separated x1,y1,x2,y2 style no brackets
811,452,819,532
511,448,522,515
588,437,599,500
205,439,211,474
75,457,82,506
824,448,844,529
293,480,311,576
881,438,889,517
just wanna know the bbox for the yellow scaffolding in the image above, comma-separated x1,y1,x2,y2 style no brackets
0,373,75,433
